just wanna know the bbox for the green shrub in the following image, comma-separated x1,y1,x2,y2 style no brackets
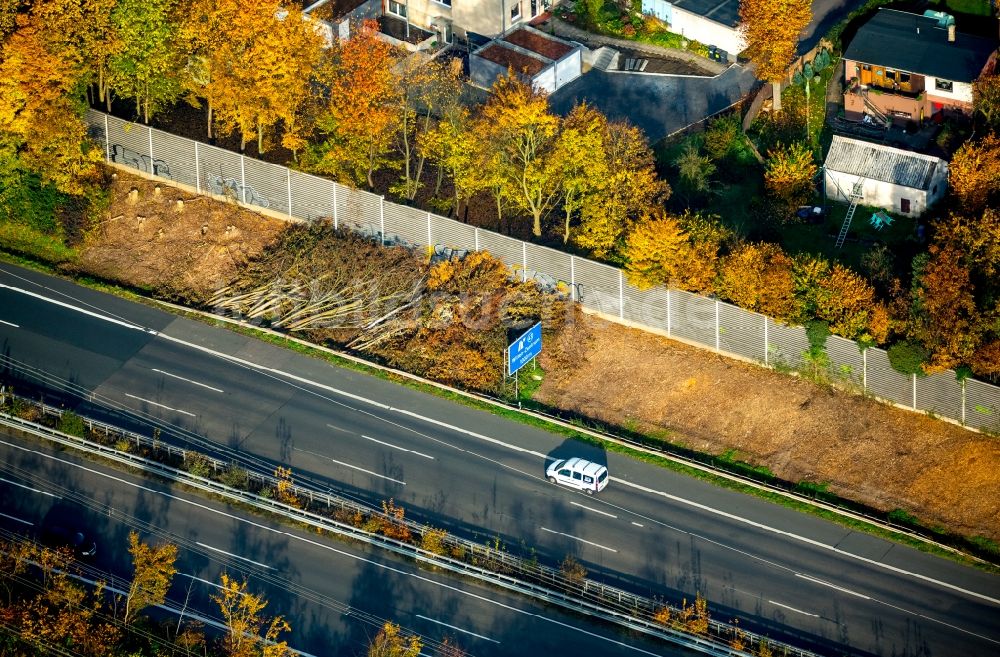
220,464,249,489
805,320,830,355
58,411,86,437
887,340,928,376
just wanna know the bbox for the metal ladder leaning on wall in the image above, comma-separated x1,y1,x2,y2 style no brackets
835,179,865,249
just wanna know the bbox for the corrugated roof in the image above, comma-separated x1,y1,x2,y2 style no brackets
843,8,997,82
825,136,944,190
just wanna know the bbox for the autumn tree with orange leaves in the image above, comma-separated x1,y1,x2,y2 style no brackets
0,4,101,196
764,141,817,216
213,573,292,657
717,242,797,320
739,0,812,111
908,245,982,372
309,19,400,188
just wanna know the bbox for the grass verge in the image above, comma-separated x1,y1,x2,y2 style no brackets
1,248,997,572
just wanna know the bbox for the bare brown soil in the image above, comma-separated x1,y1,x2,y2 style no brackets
77,169,1000,544
537,315,1000,542
74,171,286,303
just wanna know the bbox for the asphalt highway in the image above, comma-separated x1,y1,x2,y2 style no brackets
0,432,694,657
1,262,999,656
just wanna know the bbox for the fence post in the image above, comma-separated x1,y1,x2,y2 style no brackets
961,379,966,425
379,196,385,246
103,113,110,163
863,349,867,390
239,155,247,204
618,270,624,319
427,212,432,246
763,315,768,365
715,299,720,351
665,288,671,337
474,227,480,251
912,373,917,410
148,125,154,165
287,170,293,219
522,242,527,282
570,256,576,302
194,142,201,193
332,182,338,229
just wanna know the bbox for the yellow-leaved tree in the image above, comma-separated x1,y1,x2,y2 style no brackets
949,133,1000,212
474,73,560,237
367,622,421,657
717,242,797,319
213,573,292,657
739,0,812,111
764,141,817,216
624,209,724,293
124,531,178,624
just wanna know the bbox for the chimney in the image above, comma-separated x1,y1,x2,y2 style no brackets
948,23,956,42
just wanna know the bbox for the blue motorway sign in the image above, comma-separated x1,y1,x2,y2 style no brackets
507,322,542,376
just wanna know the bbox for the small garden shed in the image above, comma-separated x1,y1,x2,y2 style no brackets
824,135,948,215
470,25,583,93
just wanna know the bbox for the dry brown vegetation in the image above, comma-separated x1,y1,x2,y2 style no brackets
536,315,1000,542
79,170,1000,544
73,171,286,303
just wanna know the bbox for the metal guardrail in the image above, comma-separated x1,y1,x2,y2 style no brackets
0,394,821,657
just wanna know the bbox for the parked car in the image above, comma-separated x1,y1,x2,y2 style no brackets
546,457,609,495
41,523,97,558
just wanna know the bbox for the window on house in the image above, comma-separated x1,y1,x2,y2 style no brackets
434,0,451,6
862,64,871,70
901,198,911,213
899,72,910,84
388,0,406,16
510,1,521,21
935,78,953,92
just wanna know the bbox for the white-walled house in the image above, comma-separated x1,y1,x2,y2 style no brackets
470,25,582,92
824,136,948,215
640,0,743,59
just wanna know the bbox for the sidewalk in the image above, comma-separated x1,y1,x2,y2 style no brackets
542,16,727,76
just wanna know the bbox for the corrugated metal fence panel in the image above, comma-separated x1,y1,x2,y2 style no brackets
242,157,286,213
766,319,809,369
336,186,382,240
915,371,963,423
621,282,669,331
106,116,153,175
289,170,334,222
826,335,865,386
196,142,244,201
718,302,766,363
146,127,196,187
384,204,428,248
965,378,1000,432
671,290,715,347
865,348,913,408
524,243,572,295
477,231,524,271
430,213,478,252
574,257,621,317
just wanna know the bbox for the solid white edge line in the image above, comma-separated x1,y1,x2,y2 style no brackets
124,393,196,418
540,526,618,553
0,319,19,328
0,475,60,498
152,368,224,393
570,501,618,518
414,615,500,644
0,512,33,526
768,600,819,617
8,282,999,608
631,521,644,527
614,477,1000,606
195,542,276,570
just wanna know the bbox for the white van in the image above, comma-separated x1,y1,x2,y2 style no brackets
546,457,609,495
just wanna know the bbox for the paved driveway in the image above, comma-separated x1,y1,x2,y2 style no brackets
548,65,758,143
